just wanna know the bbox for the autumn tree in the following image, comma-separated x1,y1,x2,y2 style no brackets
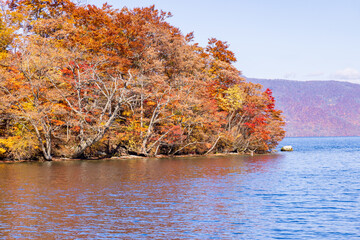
0,36,68,160
217,82,285,153
50,54,136,158
0,3,13,59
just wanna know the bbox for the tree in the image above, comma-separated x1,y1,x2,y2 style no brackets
0,36,67,160
110,7,208,156
50,53,135,158
0,1,14,59
225,83,285,153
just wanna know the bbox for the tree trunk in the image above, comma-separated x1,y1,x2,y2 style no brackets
72,103,122,159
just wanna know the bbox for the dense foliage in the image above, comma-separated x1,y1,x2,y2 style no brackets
0,0,285,161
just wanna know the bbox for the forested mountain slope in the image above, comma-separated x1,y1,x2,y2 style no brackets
248,78,360,137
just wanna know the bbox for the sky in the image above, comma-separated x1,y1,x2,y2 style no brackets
87,0,360,83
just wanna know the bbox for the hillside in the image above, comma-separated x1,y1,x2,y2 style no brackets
248,78,360,137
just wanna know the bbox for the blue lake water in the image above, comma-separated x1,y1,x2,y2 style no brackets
0,137,359,239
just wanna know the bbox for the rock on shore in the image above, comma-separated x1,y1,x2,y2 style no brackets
281,146,293,151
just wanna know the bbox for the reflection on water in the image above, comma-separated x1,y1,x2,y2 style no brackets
1,137,360,239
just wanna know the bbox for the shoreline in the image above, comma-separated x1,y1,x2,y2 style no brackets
0,151,275,163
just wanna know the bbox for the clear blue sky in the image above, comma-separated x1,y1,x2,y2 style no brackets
88,0,360,83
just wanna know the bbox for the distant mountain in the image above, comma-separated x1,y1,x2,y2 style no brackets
248,78,360,137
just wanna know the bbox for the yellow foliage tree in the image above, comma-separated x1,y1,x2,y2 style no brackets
0,6,14,60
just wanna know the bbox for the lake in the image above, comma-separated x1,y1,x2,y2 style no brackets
0,137,359,239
